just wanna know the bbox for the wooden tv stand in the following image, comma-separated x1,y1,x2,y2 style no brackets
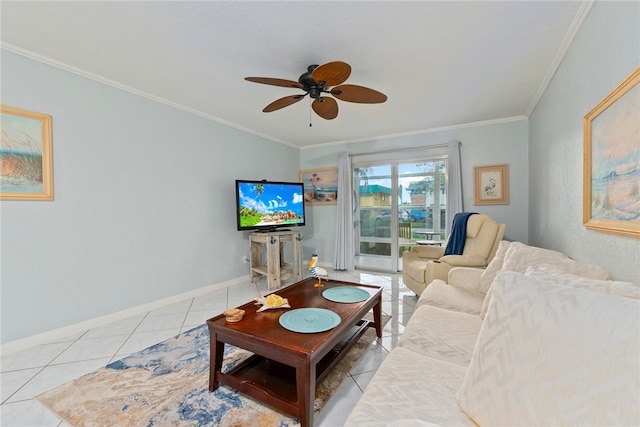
249,230,302,290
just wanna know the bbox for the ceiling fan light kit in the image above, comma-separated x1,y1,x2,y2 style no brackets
245,61,387,120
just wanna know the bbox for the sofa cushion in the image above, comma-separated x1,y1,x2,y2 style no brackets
479,242,610,318
457,271,640,426
462,216,499,260
500,241,569,273
479,240,511,293
416,280,485,315
413,245,445,259
498,242,608,279
526,266,640,299
465,214,487,238
534,261,610,280
480,261,640,319
447,267,484,291
344,347,470,427
439,254,487,267
398,305,482,366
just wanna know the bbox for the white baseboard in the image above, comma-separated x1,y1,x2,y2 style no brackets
0,275,251,356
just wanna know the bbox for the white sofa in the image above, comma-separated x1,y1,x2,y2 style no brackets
345,241,640,426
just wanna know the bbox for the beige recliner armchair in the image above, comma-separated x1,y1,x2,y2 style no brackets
402,214,505,296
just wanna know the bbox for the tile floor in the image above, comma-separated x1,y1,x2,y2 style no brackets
0,268,417,427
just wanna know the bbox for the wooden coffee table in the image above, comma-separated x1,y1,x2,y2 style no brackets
207,277,383,427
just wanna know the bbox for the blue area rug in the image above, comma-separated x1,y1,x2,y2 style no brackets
36,319,384,426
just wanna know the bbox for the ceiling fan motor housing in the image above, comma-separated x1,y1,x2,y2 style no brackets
299,65,325,99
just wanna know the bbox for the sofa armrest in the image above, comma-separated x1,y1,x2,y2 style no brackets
439,254,487,267
447,267,484,292
413,245,446,259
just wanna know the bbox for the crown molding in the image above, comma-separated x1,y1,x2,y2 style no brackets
525,1,594,116
300,116,528,150
1,43,298,149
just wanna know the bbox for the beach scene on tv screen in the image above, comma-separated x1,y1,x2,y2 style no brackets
238,182,304,228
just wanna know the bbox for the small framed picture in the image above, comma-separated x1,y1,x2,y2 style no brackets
299,167,338,206
474,164,509,205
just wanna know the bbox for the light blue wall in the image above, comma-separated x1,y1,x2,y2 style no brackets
3,1,638,344
529,1,640,283
300,119,530,262
0,51,301,343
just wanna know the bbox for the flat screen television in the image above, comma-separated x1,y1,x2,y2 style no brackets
235,179,306,232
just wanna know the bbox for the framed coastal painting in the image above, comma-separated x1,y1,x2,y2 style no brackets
474,164,509,205
0,105,54,201
299,167,338,205
583,66,640,238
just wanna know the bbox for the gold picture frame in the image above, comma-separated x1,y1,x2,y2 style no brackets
299,167,338,206
1,105,54,201
583,67,640,238
474,164,509,205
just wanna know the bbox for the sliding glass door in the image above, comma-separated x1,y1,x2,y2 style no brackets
398,159,447,245
354,164,396,271
353,157,447,272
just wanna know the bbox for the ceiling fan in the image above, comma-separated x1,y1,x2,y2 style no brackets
245,61,387,120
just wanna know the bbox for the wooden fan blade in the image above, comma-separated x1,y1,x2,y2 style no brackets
331,84,387,103
263,95,306,112
312,97,338,120
312,61,351,86
245,77,303,89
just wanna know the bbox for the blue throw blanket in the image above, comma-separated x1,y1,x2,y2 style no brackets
444,212,477,255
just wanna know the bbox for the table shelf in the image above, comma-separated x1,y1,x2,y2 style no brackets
216,319,371,418
250,231,302,290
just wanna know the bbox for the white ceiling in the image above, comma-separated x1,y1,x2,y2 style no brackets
1,1,589,149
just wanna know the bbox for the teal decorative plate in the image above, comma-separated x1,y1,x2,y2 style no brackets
279,308,341,333
322,286,370,303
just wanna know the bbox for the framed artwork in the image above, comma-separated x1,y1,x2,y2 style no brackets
583,66,640,238
1,105,54,201
474,164,509,205
299,167,338,205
